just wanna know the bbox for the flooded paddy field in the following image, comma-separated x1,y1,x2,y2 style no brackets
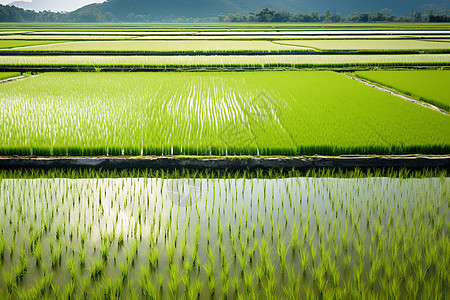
0,169,449,298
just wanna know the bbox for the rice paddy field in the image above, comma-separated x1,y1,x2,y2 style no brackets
0,23,449,299
1,71,450,156
353,70,450,112
0,168,449,299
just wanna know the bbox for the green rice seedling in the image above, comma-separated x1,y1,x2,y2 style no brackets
100,276,123,299
290,223,299,255
66,257,77,281
118,231,124,247
62,279,76,299
15,249,28,281
2,270,16,294
277,239,288,275
192,278,204,299
168,263,180,298
167,244,176,266
34,241,42,266
90,259,106,279
148,247,159,271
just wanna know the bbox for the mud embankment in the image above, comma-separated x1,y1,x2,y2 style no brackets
0,156,449,170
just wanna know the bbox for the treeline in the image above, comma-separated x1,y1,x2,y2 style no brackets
218,8,450,23
0,4,449,23
0,5,108,22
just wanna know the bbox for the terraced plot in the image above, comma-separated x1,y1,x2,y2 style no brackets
1,54,448,68
8,40,310,52
0,40,65,49
0,71,449,156
354,70,450,112
277,39,450,51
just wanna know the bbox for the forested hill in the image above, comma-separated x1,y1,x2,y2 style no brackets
77,0,446,21
1,0,448,22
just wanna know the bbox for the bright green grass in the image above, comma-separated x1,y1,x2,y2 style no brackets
0,71,449,156
277,39,450,51
10,40,310,52
0,40,65,49
0,54,448,68
0,72,20,81
354,70,450,112
0,35,137,40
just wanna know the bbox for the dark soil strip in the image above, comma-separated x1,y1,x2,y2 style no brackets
2,50,449,56
1,156,449,170
1,66,447,73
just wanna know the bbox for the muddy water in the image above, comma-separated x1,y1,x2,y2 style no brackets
0,176,449,298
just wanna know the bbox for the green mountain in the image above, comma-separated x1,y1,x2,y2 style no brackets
76,0,448,21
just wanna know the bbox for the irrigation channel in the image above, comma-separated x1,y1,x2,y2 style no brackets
0,172,449,298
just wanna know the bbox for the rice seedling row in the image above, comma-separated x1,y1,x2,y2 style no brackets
275,39,450,51
1,71,449,157
0,54,449,69
0,169,448,298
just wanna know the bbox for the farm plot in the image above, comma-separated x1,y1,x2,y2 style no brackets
276,39,450,51
0,40,65,49
0,169,448,299
0,54,449,68
0,71,449,156
0,35,137,41
0,72,20,81
7,40,311,53
353,70,450,112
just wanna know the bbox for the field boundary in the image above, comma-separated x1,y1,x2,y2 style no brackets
1,50,449,56
0,66,448,73
1,156,449,170
0,75,24,83
344,74,449,115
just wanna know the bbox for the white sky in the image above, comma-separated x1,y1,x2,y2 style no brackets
0,0,104,12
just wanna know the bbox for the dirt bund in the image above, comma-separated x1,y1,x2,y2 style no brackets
0,50,438,56
1,156,449,170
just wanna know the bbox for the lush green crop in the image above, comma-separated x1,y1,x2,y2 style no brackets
0,40,65,49
0,72,20,81
277,39,450,51
0,35,137,40
0,71,449,156
0,170,448,298
0,54,448,68
354,70,450,112
9,40,310,52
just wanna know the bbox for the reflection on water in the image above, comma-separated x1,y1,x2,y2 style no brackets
0,177,449,298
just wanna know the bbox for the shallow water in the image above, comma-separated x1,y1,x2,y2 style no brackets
0,176,449,298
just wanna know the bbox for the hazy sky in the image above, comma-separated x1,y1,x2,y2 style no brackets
0,0,104,12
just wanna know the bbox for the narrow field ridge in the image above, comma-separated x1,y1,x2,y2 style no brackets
1,156,449,170
344,74,449,115
0,75,24,84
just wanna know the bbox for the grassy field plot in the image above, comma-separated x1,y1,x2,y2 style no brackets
0,169,448,299
8,40,311,52
353,70,450,112
1,54,449,68
0,40,65,49
0,72,21,80
0,35,137,40
277,39,450,51
0,71,449,156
